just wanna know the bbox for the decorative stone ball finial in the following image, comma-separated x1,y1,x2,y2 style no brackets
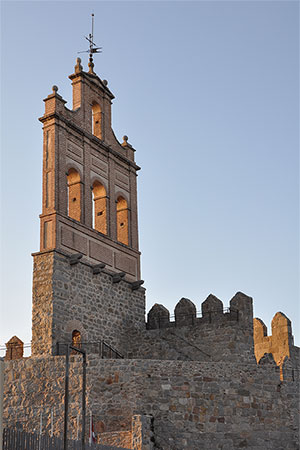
75,57,83,74
103,80,108,86
88,58,95,75
52,85,58,94
122,135,133,149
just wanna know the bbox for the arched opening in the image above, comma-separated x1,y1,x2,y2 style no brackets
72,330,81,349
92,102,102,139
93,181,107,234
67,168,81,221
117,196,129,245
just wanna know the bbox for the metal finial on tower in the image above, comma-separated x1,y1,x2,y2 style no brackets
78,13,102,74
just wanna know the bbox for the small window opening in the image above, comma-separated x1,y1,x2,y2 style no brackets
92,181,107,234
117,196,129,245
72,330,81,348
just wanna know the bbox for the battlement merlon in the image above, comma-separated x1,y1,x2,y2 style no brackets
147,292,254,330
253,312,297,372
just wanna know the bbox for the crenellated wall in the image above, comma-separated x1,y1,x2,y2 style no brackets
125,292,255,363
4,288,299,449
253,312,297,379
146,291,253,330
4,336,23,361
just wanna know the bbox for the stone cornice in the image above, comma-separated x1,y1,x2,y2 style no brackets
39,211,141,257
38,112,141,171
31,247,146,292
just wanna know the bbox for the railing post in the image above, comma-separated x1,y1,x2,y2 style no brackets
63,345,70,450
82,352,86,450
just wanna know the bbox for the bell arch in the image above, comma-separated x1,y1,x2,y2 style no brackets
92,102,102,139
67,168,81,221
116,195,129,245
92,180,107,234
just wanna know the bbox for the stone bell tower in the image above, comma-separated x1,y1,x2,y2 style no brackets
39,58,140,276
31,58,145,356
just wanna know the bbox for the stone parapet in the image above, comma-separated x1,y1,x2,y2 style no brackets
254,311,295,380
147,292,252,331
4,336,24,361
147,307,238,330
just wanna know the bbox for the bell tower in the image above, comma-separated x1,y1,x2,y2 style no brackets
38,57,140,279
31,57,145,356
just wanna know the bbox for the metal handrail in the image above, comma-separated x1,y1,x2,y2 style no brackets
169,307,238,321
56,340,124,359
147,307,239,329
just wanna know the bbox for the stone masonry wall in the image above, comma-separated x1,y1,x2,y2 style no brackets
32,252,55,355
126,292,255,363
254,313,290,362
4,355,299,449
253,312,295,380
32,250,145,356
98,431,132,449
126,318,255,363
4,356,83,437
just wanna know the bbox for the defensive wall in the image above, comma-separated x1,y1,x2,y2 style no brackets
31,250,257,365
126,292,255,363
253,312,300,378
4,250,300,449
3,354,299,450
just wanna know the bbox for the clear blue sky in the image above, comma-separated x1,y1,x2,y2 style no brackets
1,1,299,351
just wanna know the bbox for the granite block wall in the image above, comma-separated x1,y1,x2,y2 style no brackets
32,250,145,356
125,292,255,363
126,318,255,363
3,355,299,449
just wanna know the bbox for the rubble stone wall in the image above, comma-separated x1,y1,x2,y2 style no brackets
126,318,255,363
4,355,299,450
126,292,255,363
98,431,132,449
254,312,294,366
32,250,145,356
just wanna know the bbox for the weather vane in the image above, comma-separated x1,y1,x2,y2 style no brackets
78,14,102,70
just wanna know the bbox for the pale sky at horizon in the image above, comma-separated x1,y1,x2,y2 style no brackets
1,0,299,351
